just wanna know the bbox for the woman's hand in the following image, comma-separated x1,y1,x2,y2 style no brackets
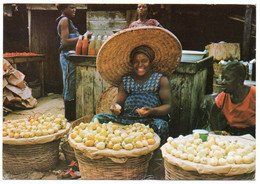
136,107,152,117
110,103,122,115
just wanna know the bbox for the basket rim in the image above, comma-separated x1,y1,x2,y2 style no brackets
69,133,160,159
161,135,256,176
3,123,71,145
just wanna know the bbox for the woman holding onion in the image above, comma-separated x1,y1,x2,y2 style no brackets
92,27,182,144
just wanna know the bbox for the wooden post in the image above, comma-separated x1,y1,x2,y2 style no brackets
28,9,32,51
242,5,253,60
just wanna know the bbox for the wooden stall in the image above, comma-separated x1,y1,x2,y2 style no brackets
169,56,213,137
26,4,88,94
70,55,213,136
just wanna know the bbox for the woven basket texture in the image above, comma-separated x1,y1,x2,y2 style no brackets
3,139,60,174
164,160,255,180
97,27,182,87
96,86,118,114
62,115,94,164
61,140,77,164
75,149,153,180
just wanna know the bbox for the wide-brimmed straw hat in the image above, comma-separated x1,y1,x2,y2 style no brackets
97,27,182,87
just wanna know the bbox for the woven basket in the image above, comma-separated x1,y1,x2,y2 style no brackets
96,86,118,114
75,149,153,180
61,140,77,164
164,159,255,180
3,139,60,174
60,115,94,164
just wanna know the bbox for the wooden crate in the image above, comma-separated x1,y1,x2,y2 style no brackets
205,43,240,61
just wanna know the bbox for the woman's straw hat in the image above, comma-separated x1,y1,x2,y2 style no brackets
97,27,182,87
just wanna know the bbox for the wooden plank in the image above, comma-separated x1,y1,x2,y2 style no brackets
93,68,103,114
88,30,114,37
87,20,127,31
102,80,111,92
190,70,207,129
40,58,45,96
179,74,192,135
87,11,126,21
3,56,45,63
83,66,95,116
70,55,96,66
176,56,213,74
26,4,88,10
76,66,84,119
28,9,32,51
242,5,253,60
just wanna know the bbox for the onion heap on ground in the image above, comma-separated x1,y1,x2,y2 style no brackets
165,133,256,166
3,113,67,138
70,118,156,150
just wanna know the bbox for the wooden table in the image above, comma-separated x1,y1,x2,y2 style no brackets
4,55,46,97
70,55,214,137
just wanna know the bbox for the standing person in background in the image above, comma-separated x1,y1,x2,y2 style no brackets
129,4,162,28
56,4,92,122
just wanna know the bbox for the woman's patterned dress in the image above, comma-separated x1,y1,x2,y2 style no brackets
92,72,169,143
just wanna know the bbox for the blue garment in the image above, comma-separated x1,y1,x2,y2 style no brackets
56,16,80,101
92,72,169,143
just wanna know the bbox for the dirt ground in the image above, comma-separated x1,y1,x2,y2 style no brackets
2,93,165,180
3,93,64,122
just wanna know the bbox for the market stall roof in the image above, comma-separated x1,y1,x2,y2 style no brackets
26,4,88,10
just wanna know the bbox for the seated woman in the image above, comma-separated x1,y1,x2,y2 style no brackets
210,61,256,137
92,28,182,144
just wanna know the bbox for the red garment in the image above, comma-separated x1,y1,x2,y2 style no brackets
215,86,256,128
129,19,161,28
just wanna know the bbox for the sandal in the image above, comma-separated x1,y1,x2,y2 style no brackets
62,168,73,178
62,168,81,179
68,160,79,171
69,171,81,179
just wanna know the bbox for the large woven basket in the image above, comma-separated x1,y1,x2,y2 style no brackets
61,140,77,164
3,139,60,174
164,159,255,180
95,86,118,114
74,149,153,180
61,115,94,164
